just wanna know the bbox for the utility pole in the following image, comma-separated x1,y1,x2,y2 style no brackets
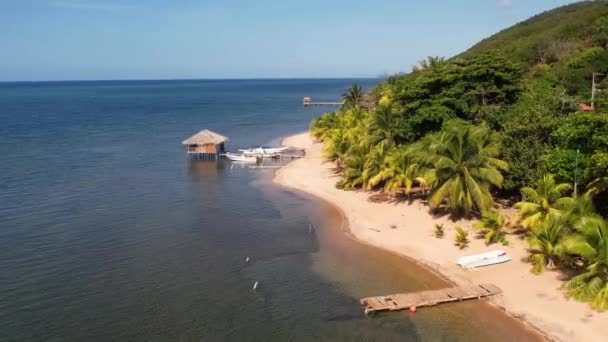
592,72,604,108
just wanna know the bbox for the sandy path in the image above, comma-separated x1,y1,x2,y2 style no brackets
274,132,607,342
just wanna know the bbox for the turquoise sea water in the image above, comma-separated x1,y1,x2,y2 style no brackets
0,79,540,341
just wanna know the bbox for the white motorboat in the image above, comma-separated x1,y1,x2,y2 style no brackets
261,146,289,154
225,153,257,162
457,250,511,269
240,150,278,158
238,146,288,156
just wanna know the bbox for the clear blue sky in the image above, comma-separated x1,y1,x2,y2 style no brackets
1,0,579,81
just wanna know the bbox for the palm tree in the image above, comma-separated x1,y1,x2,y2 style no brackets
564,194,597,228
414,170,437,197
322,129,352,170
415,56,447,72
339,144,366,190
434,224,445,238
378,147,419,194
310,112,338,141
562,215,608,310
454,226,470,249
368,107,397,146
586,177,608,197
362,140,391,190
424,123,508,216
514,174,574,230
474,210,507,245
526,214,568,274
343,106,367,129
342,84,364,108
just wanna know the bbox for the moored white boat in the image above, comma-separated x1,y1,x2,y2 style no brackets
261,146,289,154
457,250,511,269
238,146,288,156
225,153,257,162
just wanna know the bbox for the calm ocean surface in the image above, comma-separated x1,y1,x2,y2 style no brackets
0,79,540,341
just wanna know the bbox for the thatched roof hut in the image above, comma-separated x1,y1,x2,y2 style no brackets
182,129,228,145
182,129,228,159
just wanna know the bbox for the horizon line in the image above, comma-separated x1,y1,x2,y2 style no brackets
0,76,384,84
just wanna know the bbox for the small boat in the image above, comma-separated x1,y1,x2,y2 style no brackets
457,250,511,269
239,146,288,156
261,146,289,154
241,151,280,158
225,153,257,162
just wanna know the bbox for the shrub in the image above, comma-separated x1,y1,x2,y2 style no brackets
454,226,470,249
434,224,445,238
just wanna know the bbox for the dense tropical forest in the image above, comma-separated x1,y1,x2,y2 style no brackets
310,1,608,309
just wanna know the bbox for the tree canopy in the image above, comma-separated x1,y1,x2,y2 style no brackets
310,0,608,310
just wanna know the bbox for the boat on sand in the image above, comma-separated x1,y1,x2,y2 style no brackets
457,250,512,269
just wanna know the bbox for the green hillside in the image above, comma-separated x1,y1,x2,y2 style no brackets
459,0,608,99
460,1,608,64
309,1,608,310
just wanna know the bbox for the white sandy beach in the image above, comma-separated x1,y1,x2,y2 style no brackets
274,132,608,342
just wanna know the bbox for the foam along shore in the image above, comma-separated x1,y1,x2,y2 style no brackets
274,131,608,342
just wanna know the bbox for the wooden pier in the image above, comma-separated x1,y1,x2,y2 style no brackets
303,97,344,107
360,283,502,315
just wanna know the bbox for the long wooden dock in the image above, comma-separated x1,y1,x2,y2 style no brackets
304,101,344,106
303,97,344,107
360,283,502,315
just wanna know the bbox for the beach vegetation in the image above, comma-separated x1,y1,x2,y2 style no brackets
322,128,351,169
342,84,364,108
514,174,574,229
309,0,608,309
586,177,608,198
562,213,608,310
434,224,445,238
377,147,418,194
474,210,508,245
422,122,507,216
526,214,568,274
454,226,469,249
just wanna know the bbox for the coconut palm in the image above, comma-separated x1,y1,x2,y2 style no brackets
377,147,419,194
514,174,574,229
339,144,367,190
562,215,608,310
413,169,437,197
362,141,393,189
474,210,507,245
586,177,608,197
322,129,351,169
342,84,364,108
344,106,367,129
362,140,391,189
526,214,568,274
310,112,338,141
564,194,597,227
454,226,470,249
434,224,445,238
368,106,397,146
424,123,508,216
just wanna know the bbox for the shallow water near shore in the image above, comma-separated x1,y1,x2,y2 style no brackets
1,79,540,340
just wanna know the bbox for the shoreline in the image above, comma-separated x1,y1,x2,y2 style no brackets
273,131,607,342
291,184,549,340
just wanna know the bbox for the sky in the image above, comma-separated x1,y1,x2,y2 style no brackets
0,0,581,81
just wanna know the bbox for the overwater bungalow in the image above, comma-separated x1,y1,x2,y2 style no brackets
182,129,228,160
